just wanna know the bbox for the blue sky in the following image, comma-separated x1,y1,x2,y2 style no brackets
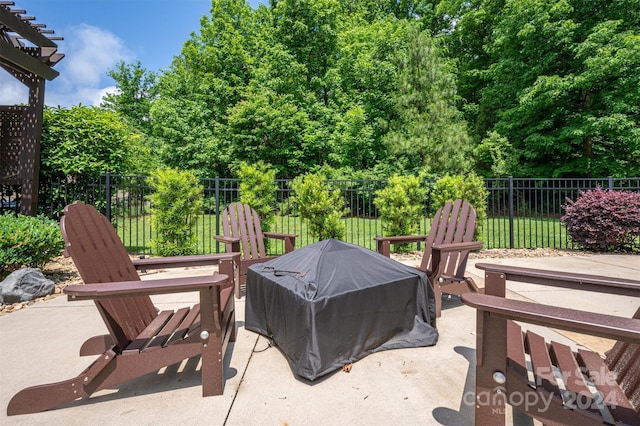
1,0,262,107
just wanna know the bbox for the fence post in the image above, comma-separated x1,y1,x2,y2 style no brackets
215,176,220,253
508,176,514,249
608,176,614,190
105,173,111,221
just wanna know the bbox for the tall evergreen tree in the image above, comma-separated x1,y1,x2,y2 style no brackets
384,28,472,174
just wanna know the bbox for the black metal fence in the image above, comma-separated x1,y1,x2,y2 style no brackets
1,175,638,254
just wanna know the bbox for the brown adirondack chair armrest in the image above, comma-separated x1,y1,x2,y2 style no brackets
213,235,240,244
263,231,297,240
461,292,640,344
374,235,428,257
213,235,241,253
263,232,297,252
475,263,640,297
64,274,231,301
432,241,484,253
132,253,240,270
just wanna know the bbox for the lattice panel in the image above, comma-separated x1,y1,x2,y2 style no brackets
0,109,23,181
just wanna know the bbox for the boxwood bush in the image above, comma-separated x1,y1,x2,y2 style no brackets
147,168,203,256
291,173,348,241
0,213,65,276
562,187,640,252
374,173,427,241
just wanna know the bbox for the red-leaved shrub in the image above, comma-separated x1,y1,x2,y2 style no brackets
562,187,640,252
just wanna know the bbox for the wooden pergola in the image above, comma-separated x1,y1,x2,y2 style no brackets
0,1,63,215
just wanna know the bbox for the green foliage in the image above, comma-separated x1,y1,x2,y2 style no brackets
473,131,513,177
562,188,640,252
334,19,408,151
0,213,64,276
329,104,377,169
238,161,277,232
41,105,155,178
431,173,489,239
92,0,640,179
374,174,427,251
290,173,348,241
384,27,473,175
147,168,203,256
149,0,258,178
470,0,640,177
225,91,311,178
273,0,340,101
102,60,157,135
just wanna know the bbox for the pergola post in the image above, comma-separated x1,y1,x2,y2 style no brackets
0,2,64,215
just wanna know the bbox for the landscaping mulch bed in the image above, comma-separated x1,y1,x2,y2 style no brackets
0,248,589,316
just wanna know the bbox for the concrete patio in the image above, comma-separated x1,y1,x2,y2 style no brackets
1,252,638,425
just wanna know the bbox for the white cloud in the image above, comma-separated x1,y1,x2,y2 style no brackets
0,24,133,108
61,24,133,87
0,78,29,105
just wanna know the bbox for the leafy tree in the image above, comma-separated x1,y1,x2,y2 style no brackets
431,173,488,238
101,60,157,134
150,83,223,178
473,131,513,177
150,0,258,177
333,18,408,151
439,0,506,141
384,28,472,174
329,104,376,169
225,90,311,178
478,0,640,177
273,0,340,105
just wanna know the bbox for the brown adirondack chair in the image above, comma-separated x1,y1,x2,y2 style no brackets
462,263,640,425
7,201,239,415
375,199,484,317
214,202,296,297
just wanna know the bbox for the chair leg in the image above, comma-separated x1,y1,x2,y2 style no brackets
200,336,224,397
7,349,117,415
434,280,442,318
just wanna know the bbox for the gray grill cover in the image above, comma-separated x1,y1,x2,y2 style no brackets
245,239,439,381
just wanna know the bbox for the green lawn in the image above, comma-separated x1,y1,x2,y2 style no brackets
115,214,573,255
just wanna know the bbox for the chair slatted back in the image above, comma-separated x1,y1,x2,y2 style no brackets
605,307,640,415
60,202,157,348
221,202,266,262
419,199,477,278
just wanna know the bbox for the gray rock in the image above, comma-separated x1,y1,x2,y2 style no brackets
0,268,55,304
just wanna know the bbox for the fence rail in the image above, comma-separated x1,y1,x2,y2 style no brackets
2,175,638,254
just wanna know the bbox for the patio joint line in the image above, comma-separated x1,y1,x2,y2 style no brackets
223,333,261,425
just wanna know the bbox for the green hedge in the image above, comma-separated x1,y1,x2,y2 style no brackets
0,213,65,277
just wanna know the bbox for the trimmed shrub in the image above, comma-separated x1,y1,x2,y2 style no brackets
0,213,65,276
562,187,640,252
147,168,203,256
238,161,277,232
291,173,348,241
374,174,427,252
